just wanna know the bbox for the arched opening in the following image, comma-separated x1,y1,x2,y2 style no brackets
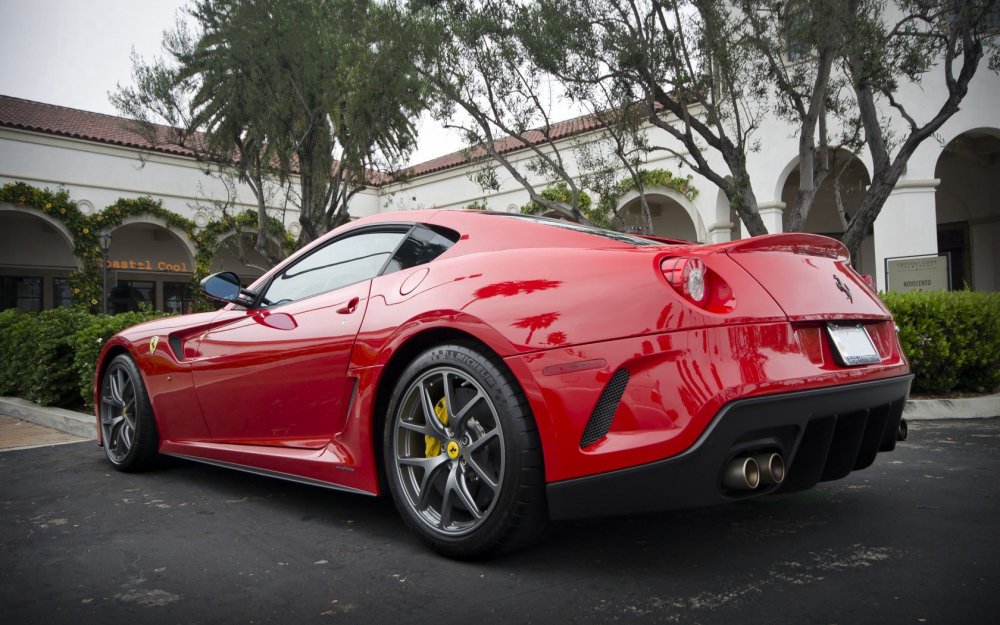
0,206,79,311
780,150,875,275
618,192,701,242
210,231,282,286
935,129,1000,291
106,221,196,314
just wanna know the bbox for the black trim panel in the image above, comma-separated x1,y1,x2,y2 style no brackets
164,453,373,496
547,374,913,521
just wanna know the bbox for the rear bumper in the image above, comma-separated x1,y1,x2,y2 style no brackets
546,374,912,521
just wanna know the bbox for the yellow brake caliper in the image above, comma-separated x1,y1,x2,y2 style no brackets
424,397,448,457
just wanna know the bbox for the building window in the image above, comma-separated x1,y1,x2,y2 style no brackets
53,277,73,308
0,276,43,312
110,280,155,314
163,282,192,314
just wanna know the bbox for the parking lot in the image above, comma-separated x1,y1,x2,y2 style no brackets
2,418,998,624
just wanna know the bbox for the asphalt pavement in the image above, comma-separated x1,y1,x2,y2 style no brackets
1,418,998,625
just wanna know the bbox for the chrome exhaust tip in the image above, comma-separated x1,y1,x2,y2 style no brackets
897,418,908,442
754,452,785,486
722,456,760,491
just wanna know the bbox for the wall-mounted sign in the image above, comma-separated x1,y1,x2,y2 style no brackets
105,259,190,273
885,254,950,293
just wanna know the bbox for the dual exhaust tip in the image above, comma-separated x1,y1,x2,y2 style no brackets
723,452,785,491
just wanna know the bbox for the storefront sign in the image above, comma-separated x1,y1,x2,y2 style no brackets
105,259,190,273
885,255,949,292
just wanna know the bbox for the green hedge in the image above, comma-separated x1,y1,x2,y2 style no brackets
1,290,997,411
882,290,1000,395
0,308,166,410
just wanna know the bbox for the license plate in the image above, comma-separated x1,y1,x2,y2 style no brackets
827,324,881,366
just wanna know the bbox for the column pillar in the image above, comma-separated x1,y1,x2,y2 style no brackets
757,202,785,234
707,223,733,243
873,179,940,292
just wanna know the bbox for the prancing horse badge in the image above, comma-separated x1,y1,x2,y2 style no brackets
148,335,159,355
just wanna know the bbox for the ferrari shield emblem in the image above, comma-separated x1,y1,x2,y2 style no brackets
148,335,159,355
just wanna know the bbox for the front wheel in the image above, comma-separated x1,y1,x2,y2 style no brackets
384,342,547,558
99,353,159,471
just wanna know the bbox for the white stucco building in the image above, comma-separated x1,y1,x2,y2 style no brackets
1,44,998,312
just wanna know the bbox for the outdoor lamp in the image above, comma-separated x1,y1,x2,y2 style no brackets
99,229,112,314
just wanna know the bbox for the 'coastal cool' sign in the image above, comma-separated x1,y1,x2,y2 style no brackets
105,259,190,273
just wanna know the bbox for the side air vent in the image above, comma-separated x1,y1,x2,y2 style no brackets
580,369,630,449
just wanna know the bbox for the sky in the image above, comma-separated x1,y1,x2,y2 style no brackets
0,0,466,166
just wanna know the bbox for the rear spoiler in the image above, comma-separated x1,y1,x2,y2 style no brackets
718,233,849,261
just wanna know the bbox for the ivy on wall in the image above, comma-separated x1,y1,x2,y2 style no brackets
0,182,294,312
519,170,699,230
594,169,699,216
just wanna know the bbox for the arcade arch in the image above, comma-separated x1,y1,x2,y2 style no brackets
934,129,1000,291
0,205,79,311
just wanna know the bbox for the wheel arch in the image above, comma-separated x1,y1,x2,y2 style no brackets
370,327,491,490
369,326,543,494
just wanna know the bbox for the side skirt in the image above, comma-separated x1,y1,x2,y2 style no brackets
163,452,375,497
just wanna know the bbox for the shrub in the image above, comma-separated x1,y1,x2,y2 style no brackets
882,290,1000,395
0,308,31,396
70,309,167,409
0,308,167,409
19,307,91,407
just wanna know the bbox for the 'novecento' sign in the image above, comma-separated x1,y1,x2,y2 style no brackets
105,259,190,273
885,255,949,293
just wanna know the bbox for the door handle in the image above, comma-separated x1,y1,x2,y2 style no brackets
337,297,360,315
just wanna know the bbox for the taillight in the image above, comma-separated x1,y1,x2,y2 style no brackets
660,256,734,311
661,257,706,302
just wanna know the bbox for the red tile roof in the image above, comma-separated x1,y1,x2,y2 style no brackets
0,94,607,183
0,94,195,157
403,112,605,178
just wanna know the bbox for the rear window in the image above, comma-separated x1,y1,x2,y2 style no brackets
498,213,662,246
381,225,459,274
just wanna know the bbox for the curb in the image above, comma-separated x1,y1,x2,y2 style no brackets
903,393,1000,421
0,397,96,440
2,392,997,441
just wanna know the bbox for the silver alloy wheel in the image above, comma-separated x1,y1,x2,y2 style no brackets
392,366,506,537
100,362,138,464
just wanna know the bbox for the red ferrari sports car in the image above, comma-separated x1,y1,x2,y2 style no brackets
95,209,911,557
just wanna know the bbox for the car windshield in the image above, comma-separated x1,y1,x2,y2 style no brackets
497,213,663,246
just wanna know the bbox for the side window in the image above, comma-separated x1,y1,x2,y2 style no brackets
262,230,406,305
382,225,459,275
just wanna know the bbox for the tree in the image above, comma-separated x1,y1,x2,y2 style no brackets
114,0,429,253
742,0,1000,256
403,0,599,223
532,0,998,259
533,0,773,237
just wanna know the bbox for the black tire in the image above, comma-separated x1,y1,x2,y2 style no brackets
98,353,159,471
383,342,548,558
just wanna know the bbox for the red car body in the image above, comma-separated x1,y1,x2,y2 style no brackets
95,210,911,553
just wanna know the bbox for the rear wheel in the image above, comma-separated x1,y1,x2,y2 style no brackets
99,353,159,471
384,342,547,558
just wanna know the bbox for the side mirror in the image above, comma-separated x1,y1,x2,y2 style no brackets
201,272,251,305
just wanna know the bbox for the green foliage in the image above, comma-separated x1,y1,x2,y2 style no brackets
521,182,592,214
521,171,696,230
115,0,430,243
0,308,91,407
70,309,168,410
0,309,167,409
0,182,101,309
595,169,699,216
1,182,295,312
0,309,31,397
883,290,1000,395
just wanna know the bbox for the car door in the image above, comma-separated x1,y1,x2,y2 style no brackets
189,227,410,448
